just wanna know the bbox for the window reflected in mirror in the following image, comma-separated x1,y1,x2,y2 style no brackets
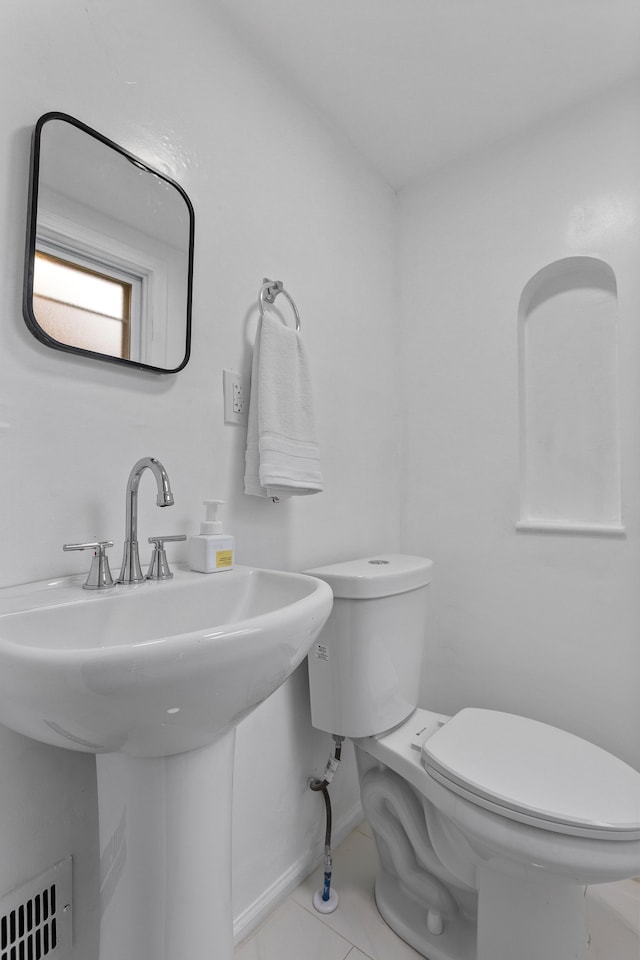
34,251,133,359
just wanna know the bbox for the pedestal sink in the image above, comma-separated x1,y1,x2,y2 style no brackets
0,564,333,960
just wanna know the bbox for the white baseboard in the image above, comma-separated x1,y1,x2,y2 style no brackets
233,800,363,945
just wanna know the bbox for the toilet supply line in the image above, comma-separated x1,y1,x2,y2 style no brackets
309,734,344,914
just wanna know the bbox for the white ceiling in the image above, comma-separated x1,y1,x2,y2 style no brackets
213,0,640,188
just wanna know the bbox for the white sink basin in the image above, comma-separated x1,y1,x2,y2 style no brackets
0,564,333,757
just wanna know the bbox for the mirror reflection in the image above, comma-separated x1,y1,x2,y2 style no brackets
24,112,194,373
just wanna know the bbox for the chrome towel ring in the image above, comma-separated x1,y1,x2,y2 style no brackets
259,278,301,332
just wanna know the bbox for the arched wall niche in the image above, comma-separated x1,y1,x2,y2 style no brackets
517,256,624,536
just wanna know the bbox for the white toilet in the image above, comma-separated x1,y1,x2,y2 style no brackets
306,555,640,960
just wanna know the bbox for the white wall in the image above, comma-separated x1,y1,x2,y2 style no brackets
0,1,401,954
2,6,638,955
398,79,640,770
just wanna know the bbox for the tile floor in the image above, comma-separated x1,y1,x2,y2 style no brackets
235,821,637,960
234,822,423,960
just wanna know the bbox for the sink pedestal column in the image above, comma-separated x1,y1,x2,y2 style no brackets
96,729,236,960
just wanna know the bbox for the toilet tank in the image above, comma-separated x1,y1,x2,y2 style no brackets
305,555,433,738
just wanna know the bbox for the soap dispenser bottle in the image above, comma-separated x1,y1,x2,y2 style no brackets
188,500,234,573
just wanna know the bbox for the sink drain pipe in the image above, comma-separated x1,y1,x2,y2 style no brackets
309,734,344,913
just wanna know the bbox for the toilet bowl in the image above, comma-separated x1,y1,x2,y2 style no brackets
306,555,640,960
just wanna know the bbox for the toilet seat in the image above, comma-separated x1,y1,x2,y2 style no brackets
421,708,640,841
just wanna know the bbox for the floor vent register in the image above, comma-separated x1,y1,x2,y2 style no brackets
0,858,72,960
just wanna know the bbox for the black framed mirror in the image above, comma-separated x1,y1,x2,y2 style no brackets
23,112,194,373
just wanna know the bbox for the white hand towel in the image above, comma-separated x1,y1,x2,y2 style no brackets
244,313,324,499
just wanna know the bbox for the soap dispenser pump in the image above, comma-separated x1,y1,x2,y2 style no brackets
188,500,234,573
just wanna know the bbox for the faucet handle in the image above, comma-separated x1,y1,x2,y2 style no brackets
63,541,115,591
146,535,187,581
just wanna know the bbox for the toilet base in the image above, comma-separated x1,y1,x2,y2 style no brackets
375,868,476,960
376,861,591,960
475,862,589,960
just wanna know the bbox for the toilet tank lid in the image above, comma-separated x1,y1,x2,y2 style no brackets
304,555,433,599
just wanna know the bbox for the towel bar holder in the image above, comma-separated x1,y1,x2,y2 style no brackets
259,278,301,332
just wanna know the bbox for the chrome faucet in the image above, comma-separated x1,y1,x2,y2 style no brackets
118,457,175,584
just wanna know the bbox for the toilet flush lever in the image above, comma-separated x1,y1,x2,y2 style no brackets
146,535,187,581
63,540,115,590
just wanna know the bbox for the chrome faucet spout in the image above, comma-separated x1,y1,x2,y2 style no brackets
118,457,175,584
